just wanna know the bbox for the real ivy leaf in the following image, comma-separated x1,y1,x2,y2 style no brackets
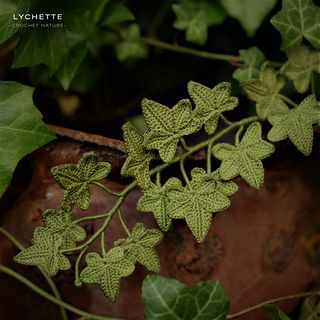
142,98,199,162
188,81,238,134
42,208,86,250
142,275,229,320
264,304,291,320
121,122,154,189
271,0,320,51
51,151,111,210
220,0,276,37
14,228,71,277
80,248,135,302
268,95,320,156
114,223,163,273
166,170,230,243
213,122,275,189
242,63,289,119
233,47,266,82
102,1,135,25
281,45,320,93
298,296,320,320
0,81,55,197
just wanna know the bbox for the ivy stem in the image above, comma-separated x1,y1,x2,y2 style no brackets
0,264,120,320
180,159,191,187
227,290,320,319
221,115,234,126
73,212,111,224
92,181,122,197
156,171,161,187
143,37,241,63
117,209,131,237
279,94,299,108
180,137,191,151
100,230,106,258
207,141,213,174
235,126,244,145
74,245,88,287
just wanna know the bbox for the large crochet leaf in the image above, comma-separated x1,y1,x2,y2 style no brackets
114,223,163,273
188,81,238,134
142,99,199,162
242,63,289,119
51,152,111,210
166,171,230,243
80,248,135,302
268,95,320,156
14,228,71,277
212,122,274,189
281,46,320,93
121,122,154,188
42,208,86,250
271,0,320,51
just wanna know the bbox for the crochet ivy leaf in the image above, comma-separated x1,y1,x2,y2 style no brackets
233,47,266,82
137,180,177,232
264,304,291,320
188,81,238,134
142,99,199,162
14,228,71,277
42,209,86,250
271,0,320,52
242,63,289,119
268,95,320,156
114,223,163,273
51,152,111,210
212,122,275,189
80,248,135,302
121,122,154,189
281,45,320,93
166,170,230,243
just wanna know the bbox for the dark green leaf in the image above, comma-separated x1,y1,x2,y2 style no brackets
298,296,320,320
102,1,134,25
264,304,291,320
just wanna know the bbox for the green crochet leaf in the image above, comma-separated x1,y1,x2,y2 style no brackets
268,95,320,156
233,47,266,82
142,99,199,162
42,208,86,250
166,170,230,243
114,223,163,273
281,45,320,93
188,81,238,134
264,304,291,320
137,180,176,232
14,228,71,277
121,122,154,189
242,63,289,119
80,248,135,302
51,152,111,210
142,275,229,320
212,122,274,189
271,0,320,52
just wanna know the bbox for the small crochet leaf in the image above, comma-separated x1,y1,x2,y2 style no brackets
142,99,199,162
268,95,320,156
281,45,320,93
114,223,163,273
271,0,320,52
212,122,275,189
166,170,230,243
233,47,266,82
264,304,291,320
121,122,154,188
80,248,135,302
51,152,111,210
188,81,238,134
42,208,86,250
14,228,71,277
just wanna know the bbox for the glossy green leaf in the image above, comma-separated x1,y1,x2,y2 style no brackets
213,122,275,189
142,275,229,320
220,0,276,37
121,122,154,189
188,81,238,134
114,223,163,272
142,98,199,162
281,45,320,93
14,228,71,277
242,63,289,119
80,248,135,302
271,0,320,51
298,296,320,320
51,151,111,210
268,95,320,156
233,47,266,82
264,304,291,320
102,1,134,25
0,81,55,197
